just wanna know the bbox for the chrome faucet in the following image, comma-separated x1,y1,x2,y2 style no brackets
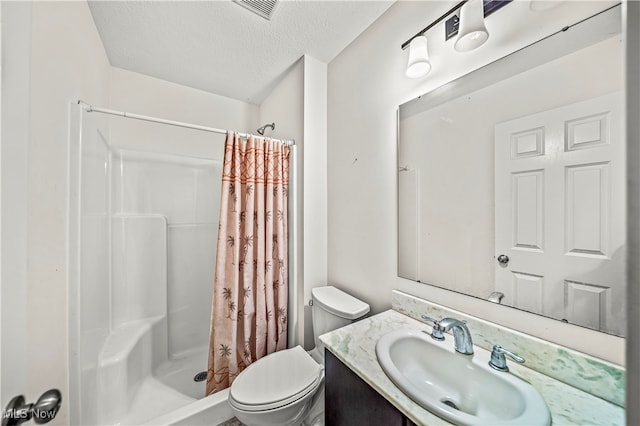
438,317,474,355
420,315,474,355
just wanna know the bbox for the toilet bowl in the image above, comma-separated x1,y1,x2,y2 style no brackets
228,346,323,426
228,286,369,426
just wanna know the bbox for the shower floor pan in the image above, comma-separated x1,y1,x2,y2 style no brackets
95,316,233,425
123,347,209,424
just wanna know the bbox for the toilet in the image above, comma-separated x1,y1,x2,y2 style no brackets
228,286,370,426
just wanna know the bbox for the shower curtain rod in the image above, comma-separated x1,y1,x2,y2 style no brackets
76,100,295,146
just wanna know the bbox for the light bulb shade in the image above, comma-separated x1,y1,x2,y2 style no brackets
405,35,431,78
454,0,489,52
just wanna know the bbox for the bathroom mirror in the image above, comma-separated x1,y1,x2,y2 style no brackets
398,4,625,336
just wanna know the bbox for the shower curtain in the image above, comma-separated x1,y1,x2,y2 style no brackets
206,132,290,394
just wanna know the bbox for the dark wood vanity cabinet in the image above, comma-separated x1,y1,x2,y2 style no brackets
325,350,419,426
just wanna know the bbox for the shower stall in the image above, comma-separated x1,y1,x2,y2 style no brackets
68,104,241,424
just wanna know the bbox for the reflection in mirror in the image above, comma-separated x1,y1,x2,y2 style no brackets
398,4,625,336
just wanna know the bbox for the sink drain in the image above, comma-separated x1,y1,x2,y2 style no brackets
193,371,208,382
440,398,459,410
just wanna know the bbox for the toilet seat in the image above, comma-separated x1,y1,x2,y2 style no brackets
229,346,323,412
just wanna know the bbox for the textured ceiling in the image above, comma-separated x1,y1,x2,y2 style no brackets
88,0,395,104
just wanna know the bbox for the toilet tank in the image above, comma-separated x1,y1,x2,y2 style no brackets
311,286,369,356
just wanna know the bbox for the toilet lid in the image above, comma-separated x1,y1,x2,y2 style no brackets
229,346,323,411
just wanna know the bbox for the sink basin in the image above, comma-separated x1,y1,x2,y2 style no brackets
375,329,550,426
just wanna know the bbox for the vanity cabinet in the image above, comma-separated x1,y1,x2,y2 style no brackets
325,350,418,426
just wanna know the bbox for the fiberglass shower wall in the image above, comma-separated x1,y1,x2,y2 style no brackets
111,147,222,357
69,105,111,424
69,104,224,424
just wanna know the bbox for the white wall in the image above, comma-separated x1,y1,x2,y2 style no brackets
302,56,328,348
328,0,624,363
109,67,259,159
1,1,31,408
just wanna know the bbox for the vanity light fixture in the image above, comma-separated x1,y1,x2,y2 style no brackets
401,0,511,78
454,0,490,52
406,36,431,78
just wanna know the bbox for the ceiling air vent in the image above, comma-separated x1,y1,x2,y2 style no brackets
233,0,279,20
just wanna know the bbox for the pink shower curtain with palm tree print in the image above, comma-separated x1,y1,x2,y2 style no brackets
206,132,290,395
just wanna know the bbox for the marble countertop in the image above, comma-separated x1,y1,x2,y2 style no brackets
319,309,624,426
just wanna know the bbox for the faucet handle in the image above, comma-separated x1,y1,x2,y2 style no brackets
420,315,445,341
489,344,525,372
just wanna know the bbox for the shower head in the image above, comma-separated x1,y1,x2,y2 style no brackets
257,122,275,135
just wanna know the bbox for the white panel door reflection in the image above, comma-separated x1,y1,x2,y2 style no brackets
494,92,625,335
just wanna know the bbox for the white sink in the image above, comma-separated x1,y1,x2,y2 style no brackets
375,329,550,426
